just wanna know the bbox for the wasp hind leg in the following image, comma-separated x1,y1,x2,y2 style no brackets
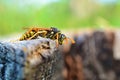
27,31,47,40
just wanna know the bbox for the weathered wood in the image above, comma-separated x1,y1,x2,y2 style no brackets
0,38,63,80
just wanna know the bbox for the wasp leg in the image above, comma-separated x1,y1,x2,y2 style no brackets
64,38,68,44
27,31,47,40
69,38,75,44
22,28,50,35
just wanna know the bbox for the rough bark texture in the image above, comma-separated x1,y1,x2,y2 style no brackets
0,38,63,80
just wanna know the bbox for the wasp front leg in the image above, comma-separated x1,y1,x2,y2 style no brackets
27,31,47,40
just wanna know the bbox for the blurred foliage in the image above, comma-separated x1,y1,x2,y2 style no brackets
0,0,120,36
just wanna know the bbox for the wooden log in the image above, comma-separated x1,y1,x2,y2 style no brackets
0,38,63,80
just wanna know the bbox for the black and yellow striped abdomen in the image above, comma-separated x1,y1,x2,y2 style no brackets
19,31,36,41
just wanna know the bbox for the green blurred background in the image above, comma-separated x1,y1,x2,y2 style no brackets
0,0,119,36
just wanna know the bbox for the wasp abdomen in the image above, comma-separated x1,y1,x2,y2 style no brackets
19,31,35,40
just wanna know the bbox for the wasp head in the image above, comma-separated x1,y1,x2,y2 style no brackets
58,34,67,45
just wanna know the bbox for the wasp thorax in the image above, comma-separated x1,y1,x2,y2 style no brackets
51,27,60,33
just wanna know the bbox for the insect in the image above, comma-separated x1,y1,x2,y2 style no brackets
18,27,75,46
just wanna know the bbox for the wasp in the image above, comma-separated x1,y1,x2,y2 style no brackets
18,27,75,46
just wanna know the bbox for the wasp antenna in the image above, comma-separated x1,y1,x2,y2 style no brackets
65,38,68,44
68,37,75,44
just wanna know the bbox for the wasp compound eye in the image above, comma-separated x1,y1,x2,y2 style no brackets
58,34,66,45
61,34,66,39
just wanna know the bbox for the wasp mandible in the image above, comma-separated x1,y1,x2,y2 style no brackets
18,27,75,46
